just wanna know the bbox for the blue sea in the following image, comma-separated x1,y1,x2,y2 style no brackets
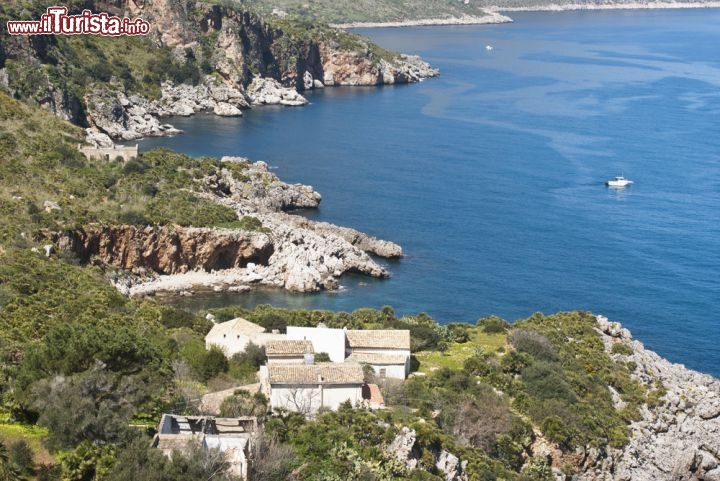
139,9,720,377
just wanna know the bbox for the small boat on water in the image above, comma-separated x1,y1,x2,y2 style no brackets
606,175,634,188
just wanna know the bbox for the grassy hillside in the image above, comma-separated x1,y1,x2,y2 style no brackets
244,0,494,24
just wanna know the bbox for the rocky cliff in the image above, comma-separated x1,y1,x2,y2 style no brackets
49,157,401,295
0,0,438,140
523,315,720,481
582,316,720,481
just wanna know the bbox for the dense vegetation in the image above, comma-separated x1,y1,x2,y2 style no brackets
0,92,266,246
242,0,494,24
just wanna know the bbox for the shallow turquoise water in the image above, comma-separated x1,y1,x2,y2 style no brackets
139,9,720,376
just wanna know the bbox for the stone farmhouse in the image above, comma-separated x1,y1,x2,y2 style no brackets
266,363,365,415
265,339,314,365
345,330,411,379
205,317,284,357
78,143,138,161
152,414,257,479
286,326,411,380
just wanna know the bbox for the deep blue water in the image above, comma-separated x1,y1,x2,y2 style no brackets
139,10,720,377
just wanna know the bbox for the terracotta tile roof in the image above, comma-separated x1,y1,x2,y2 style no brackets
206,317,265,339
265,340,314,356
366,383,385,407
346,352,408,365
268,363,364,385
345,330,410,350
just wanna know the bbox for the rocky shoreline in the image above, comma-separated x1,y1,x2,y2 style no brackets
527,315,720,481
331,12,513,28
493,1,720,11
51,157,402,297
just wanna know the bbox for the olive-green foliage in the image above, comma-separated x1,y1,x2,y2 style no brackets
314,352,331,362
508,329,557,361
245,0,492,25
31,370,145,450
289,403,408,480
511,311,642,448
231,341,266,369
219,390,268,417
477,315,510,334
0,95,244,237
181,341,228,382
107,435,241,481
7,439,33,475
611,342,634,356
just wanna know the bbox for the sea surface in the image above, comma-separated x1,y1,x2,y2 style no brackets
139,9,720,377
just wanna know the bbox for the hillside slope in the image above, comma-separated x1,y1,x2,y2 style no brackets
0,0,437,140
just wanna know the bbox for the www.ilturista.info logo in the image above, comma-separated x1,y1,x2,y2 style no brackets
7,7,150,36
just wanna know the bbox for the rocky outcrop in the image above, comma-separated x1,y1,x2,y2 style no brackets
49,225,273,276
574,316,720,481
321,50,439,87
202,157,322,214
85,80,251,140
387,427,468,481
49,158,401,295
246,77,308,106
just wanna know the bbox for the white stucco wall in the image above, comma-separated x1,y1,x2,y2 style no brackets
367,363,407,380
321,384,362,410
270,383,362,414
350,347,411,358
205,334,250,357
267,355,306,365
271,384,322,414
287,326,346,363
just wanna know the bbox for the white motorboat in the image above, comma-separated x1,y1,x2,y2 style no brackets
606,175,633,188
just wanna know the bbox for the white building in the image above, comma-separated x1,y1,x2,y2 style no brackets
345,330,411,379
265,340,314,365
286,324,346,362
205,317,285,357
152,414,257,479
267,363,364,415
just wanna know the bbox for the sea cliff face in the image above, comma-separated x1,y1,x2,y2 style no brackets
584,316,720,481
49,157,401,296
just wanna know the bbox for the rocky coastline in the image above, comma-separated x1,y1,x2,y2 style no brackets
50,157,401,297
521,315,720,481
331,12,513,28
492,1,720,11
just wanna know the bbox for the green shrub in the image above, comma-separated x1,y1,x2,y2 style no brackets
477,315,510,334
611,343,634,356
508,329,557,361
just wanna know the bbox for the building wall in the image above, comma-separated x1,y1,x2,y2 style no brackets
287,326,346,362
267,355,306,365
205,334,250,357
366,363,407,380
321,384,362,410
349,347,411,358
270,384,322,414
270,383,362,414
349,347,411,378
78,144,138,161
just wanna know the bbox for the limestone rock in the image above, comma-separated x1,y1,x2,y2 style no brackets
436,450,468,481
85,128,114,148
246,77,308,106
214,102,243,116
43,200,60,212
577,315,720,481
